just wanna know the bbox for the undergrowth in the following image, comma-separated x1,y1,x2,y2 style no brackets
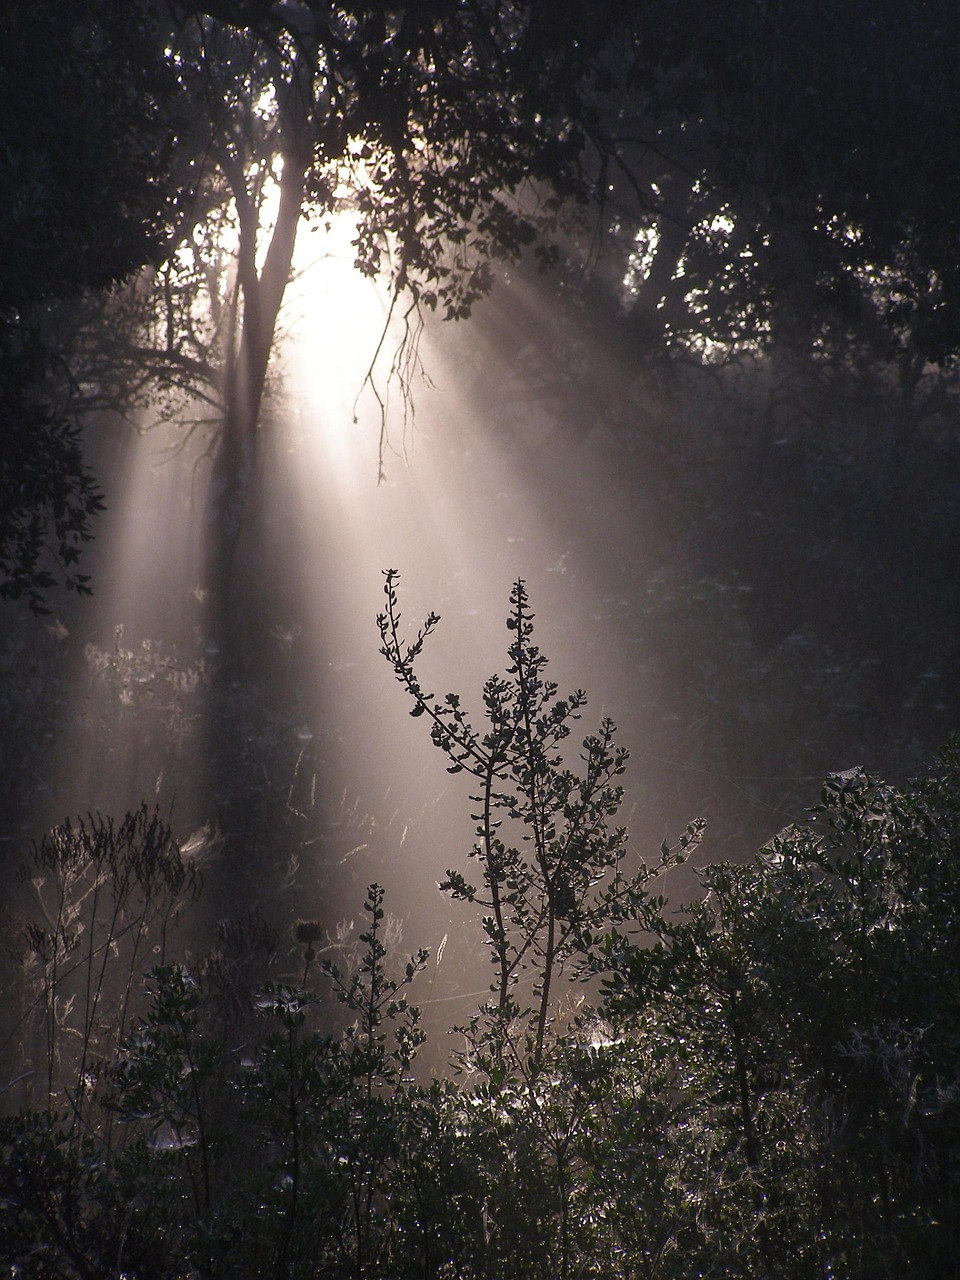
1,575,958,1278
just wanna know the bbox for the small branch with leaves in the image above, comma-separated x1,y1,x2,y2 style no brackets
378,569,681,1073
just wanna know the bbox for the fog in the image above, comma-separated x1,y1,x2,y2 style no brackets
2,240,958,1049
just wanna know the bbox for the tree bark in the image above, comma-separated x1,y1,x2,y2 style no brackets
201,149,308,651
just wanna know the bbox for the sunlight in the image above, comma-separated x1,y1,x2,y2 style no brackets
44,420,208,829
282,211,396,493
252,242,681,1046
256,155,427,497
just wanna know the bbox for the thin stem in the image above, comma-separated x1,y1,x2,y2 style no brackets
481,754,510,1015
511,596,554,1064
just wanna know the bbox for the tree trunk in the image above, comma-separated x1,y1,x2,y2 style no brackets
201,151,308,652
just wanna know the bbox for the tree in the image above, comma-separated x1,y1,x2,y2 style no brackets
12,0,960,627
589,0,960,367
0,0,182,610
99,0,643,646
377,569,694,1072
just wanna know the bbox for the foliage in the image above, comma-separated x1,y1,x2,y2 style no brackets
0,0,182,608
601,742,960,1277
378,568,694,1071
2,595,959,1277
4,806,202,1130
575,0,960,368
0,329,104,613
5,0,960,626
57,0,642,634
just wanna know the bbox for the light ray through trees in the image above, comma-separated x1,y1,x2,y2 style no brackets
43,419,208,833
275,252,737,1032
25,211,842,1044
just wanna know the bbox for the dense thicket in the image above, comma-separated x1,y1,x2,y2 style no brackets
2,585,957,1275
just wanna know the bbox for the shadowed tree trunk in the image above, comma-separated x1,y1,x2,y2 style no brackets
190,36,318,901
199,34,313,655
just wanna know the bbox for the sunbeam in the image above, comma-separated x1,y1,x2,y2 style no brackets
42,420,208,831
250,253,698,1044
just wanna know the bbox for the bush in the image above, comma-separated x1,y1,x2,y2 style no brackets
1,580,958,1277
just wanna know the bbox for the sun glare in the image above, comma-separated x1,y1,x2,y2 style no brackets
283,212,401,484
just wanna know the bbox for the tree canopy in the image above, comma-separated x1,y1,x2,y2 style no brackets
0,0,182,608
3,0,960,614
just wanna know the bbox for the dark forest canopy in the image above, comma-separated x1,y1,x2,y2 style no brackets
0,0,184,609
3,0,960,609
608,0,960,363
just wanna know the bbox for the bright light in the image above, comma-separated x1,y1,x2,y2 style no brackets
281,211,402,493
286,214,391,400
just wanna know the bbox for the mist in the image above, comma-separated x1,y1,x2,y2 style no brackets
3,236,957,1046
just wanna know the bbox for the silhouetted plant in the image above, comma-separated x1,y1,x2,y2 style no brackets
8,805,201,1139
314,883,429,1275
3,581,958,1278
246,886,428,1278
0,1105,180,1280
101,882,429,1279
378,568,689,1074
